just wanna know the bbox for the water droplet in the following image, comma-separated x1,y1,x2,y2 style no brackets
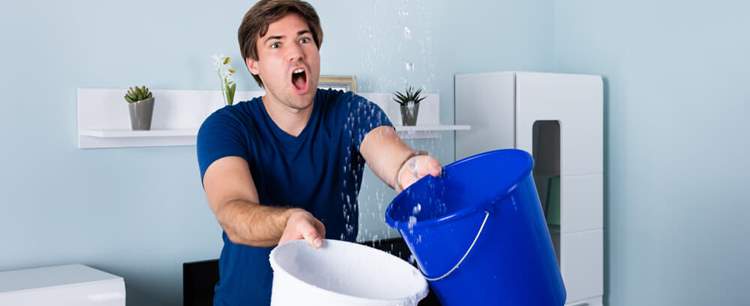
403,26,412,40
405,62,415,72
408,216,417,232
412,203,421,215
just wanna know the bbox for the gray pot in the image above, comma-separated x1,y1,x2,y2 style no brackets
400,102,420,126
128,97,154,130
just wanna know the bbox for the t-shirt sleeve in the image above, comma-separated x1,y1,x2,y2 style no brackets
196,109,250,184
345,92,394,150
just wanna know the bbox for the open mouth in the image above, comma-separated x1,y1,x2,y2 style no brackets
291,67,308,93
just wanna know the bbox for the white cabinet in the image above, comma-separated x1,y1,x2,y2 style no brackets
0,264,125,306
455,71,603,306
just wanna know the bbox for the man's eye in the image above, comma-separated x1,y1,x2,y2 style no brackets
300,37,311,44
271,42,281,49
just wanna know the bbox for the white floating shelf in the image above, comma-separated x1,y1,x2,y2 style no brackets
77,88,469,148
395,125,471,139
77,125,470,147
80,129,198,138
78,129,199,148
395,125,471,132
79,130,198,148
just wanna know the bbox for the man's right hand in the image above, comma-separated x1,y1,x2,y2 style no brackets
279,209,326,248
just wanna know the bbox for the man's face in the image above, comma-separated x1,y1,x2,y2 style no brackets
247,13,320,111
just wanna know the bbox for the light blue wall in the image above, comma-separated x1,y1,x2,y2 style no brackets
0,1,551,305
11,1,746,306
553,1,750,305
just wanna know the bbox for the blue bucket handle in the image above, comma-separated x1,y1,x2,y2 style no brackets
423,210,491,281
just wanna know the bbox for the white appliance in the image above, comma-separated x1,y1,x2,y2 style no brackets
0,264,125,306
455,71,603,306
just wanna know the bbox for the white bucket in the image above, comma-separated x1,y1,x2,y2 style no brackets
269,239,428,306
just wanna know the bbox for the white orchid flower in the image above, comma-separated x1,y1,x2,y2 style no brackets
212,53,237,105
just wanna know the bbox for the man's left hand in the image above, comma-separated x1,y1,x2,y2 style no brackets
396,154,442,192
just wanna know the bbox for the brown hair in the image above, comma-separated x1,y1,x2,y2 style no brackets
238,0,323,87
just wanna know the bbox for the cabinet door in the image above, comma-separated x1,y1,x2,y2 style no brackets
561,230,604,302
455,72,516,160
515,72,603,176
566,296,603,306
561,174,604,233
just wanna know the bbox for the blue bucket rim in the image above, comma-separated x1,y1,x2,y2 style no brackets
385,149,533,231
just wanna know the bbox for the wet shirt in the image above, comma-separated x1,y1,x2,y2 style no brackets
196,89,392,306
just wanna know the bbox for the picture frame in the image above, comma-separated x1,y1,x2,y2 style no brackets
318,75,357,93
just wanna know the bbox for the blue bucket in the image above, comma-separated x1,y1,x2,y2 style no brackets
385,149,565,306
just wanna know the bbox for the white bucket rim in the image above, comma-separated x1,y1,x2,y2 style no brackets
269,239,429,304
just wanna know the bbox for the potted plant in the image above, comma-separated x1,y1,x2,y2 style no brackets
124,85,154,130
393,86,426,126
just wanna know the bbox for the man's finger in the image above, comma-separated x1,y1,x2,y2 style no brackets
402,176,418,190
415,156,442,178
427,158,442,176
302,228,323,249
315,220,326,242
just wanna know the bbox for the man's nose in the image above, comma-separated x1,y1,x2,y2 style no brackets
287,43,304,62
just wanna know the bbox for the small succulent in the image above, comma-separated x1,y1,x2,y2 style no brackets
124,86,153,103
393,86,426,106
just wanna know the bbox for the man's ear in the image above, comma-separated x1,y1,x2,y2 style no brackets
246,57,260,75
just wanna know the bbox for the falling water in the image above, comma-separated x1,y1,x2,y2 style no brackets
345,0,442,253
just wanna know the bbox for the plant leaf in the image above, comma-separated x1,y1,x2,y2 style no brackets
227,83,236,105
394,91,407,102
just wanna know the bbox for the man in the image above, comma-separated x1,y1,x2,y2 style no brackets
196,0,442,305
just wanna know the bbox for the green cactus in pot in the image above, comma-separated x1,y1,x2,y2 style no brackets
124,86,153,103
124,85,155,130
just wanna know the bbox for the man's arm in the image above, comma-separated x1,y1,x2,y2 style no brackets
359,126,442,192
202,156,325,248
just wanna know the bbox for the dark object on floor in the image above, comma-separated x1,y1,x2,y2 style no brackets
183,259,219,306
183,237,441,306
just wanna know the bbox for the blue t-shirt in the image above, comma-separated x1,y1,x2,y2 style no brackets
196,89,392,306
